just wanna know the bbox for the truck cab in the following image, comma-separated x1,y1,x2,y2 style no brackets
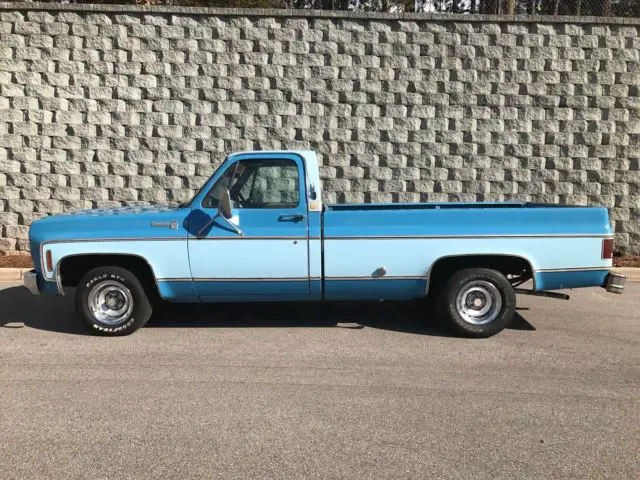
185,151,320,301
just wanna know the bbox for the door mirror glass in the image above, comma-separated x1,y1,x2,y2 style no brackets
219,189,233,219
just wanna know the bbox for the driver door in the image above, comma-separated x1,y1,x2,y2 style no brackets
187,153,310,300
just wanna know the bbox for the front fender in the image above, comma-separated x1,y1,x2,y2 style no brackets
42,239,190,296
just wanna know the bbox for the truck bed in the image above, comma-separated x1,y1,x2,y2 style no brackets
320,204,612,299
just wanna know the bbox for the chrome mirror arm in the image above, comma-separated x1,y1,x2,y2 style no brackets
218,213,243,236
196,210,243,237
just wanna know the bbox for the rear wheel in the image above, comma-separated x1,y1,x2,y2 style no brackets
75,266,152,336
437,268,515,338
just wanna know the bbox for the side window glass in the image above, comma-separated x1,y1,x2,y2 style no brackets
203,159,300,209
243,162,299,208
202,164,234,209
236,167,257,203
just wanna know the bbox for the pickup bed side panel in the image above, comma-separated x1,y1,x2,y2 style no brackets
322,207,612,300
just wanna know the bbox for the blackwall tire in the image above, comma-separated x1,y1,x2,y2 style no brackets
75,266,152,336
437,268,515,338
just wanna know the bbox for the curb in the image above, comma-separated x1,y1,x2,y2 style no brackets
0,268,30,282
0,268,29,282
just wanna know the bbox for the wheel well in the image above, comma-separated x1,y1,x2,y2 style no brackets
428,255,534,290
59,254,158,295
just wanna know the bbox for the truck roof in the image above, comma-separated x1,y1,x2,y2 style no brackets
227,150,316,159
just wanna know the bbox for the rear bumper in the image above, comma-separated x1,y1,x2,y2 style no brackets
604,271,625,294
23,269,40,295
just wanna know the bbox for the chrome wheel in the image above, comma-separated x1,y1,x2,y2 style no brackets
87,280,134,326
455,280,503,326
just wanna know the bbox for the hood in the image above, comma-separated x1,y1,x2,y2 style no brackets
38,205,181,220
29,205,192,269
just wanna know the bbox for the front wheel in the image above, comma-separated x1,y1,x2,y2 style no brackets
437,268,515,338
76,266,152,336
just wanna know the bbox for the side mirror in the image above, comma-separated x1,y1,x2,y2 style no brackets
197,189,242,237
219,189,233,219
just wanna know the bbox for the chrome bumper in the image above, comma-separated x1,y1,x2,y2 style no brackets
605,272,625,294
23,269,40,295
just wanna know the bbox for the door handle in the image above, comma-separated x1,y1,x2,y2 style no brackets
278,214,305,222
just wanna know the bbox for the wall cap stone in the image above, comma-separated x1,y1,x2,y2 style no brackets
0,2,638,25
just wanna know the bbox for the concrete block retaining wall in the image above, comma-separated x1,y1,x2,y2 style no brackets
0,4,638,253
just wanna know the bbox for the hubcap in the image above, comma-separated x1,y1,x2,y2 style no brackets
87,280,134,326
455,280,502,325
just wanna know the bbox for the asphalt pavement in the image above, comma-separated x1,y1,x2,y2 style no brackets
0,282,638,479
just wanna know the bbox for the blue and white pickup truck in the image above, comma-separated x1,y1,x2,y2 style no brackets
24,150,625,337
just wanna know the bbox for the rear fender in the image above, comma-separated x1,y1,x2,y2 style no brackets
425,253,538,295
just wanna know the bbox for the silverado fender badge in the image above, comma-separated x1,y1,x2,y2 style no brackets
151,220,178,230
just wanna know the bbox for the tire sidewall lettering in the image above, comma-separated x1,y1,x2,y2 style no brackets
85,273,127,289
92,317,135,333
